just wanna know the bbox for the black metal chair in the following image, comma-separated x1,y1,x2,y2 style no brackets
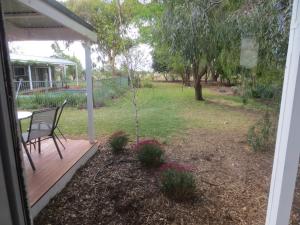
21,107,62,171
54,100,68,148
30,100,67,151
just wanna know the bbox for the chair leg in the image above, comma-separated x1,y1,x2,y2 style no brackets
57,127,67,141
52,136,63,159
38,138,41,154
32,139,36,150
54,132,65,149
29,140,36,153
22,141,35,171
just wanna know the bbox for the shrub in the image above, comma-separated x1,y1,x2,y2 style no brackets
134,139,161,150
136,140,164,168
17,93,86,109
248,111,277,152
108,131,129,154
143,82,154,88
250,84,281,99
161,169,196,201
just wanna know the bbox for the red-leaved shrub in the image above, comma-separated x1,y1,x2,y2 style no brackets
134,139,161,151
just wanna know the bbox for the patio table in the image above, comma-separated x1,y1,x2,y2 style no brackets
17,111,32,120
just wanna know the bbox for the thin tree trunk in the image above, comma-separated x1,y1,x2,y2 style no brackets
212,72,219,82
195,77,203,100
163,73,168,81
185,65,191,86
193,62,207,101
211,64,218,82
116,0,139,144
109,51,116,77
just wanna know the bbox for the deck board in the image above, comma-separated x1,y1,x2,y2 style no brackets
23,139,94,206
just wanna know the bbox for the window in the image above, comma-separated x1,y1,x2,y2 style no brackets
13,66,27,81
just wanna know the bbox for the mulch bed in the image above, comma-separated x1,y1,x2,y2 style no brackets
34,129,300,225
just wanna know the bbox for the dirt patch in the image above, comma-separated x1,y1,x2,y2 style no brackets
34,129,300,225
208,86,235,96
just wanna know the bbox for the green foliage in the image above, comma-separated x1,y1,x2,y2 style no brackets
66,0,136,75
152,45,186,80
158,0,291,101
17,77,128,109
250,84,282,99
137,142,164,168
51,42,83,81
248,111,277,152
161,169,196,201
109,131,129,154
17,93,86,109
142,81,153,88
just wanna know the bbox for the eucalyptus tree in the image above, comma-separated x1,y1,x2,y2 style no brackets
66,0,135,76
216,0,291,88
51,42,83,81
152,45,170,80
161,0,223,100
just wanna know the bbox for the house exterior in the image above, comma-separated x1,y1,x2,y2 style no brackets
0,0,97,224
0,0,300,225
10,54,77,90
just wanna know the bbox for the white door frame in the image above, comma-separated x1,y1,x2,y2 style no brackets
0,2,31,224
265,0,300,224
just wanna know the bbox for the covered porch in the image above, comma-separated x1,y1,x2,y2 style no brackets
24,139,98,217
2,0,97,218
11,54,79,94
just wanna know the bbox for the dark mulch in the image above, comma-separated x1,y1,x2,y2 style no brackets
34,129,300,225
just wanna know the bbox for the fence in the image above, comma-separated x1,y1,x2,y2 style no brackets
14,80,89,94
15,77,129,109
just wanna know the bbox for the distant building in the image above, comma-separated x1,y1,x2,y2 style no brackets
10,54,77,90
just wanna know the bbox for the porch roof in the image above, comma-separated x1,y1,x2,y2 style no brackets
10,54,77,66
3,0,97,42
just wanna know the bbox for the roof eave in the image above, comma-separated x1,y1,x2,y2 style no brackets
17,0,97,42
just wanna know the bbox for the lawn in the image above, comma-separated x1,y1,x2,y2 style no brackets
54,82,264,140
35,83,296,225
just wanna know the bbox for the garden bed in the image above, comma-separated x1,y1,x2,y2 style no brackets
34,129,300,225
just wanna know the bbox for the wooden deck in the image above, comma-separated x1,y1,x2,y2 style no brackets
23,138,97,208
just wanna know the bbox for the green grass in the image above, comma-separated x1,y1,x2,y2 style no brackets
17,77,128,109
21,83,265,141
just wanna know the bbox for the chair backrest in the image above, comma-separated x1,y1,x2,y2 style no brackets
55,99,67,128
27,107,59,141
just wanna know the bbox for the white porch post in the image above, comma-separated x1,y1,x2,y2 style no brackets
63,65,67,81
48,66,53,88
75,64,79,86
85,44,95,144
27,65,33,90
266,1,300,225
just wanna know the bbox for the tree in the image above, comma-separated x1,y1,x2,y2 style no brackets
152,45,170,81
51,42,83,81
152,45,190,84
66,0,134,76
161,0,223,100
160,0,291,101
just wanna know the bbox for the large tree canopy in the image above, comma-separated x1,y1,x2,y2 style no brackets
158,0,291,100
66,0,139,76
64,0,292,102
